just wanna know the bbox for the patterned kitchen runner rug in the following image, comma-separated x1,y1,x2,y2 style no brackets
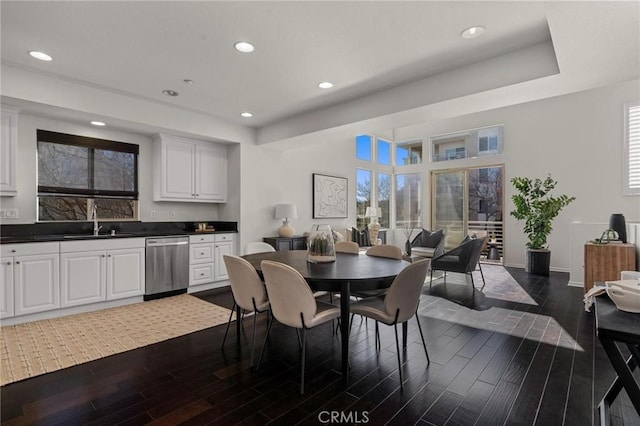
0,294,233,386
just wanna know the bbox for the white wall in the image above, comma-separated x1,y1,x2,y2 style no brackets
239,79,640,272
0,112,221,223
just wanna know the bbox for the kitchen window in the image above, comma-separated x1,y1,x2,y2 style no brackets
624,101,640,195
37,130,139,221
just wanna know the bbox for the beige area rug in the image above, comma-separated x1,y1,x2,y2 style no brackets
0,294,233,386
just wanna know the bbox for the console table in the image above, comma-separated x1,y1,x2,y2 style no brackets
263,236,307,251
584,242,636,293
595,296,640,424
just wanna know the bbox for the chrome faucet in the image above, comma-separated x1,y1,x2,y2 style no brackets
91,204,102,235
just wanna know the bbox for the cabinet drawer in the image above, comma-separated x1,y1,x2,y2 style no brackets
191,263,214,286
214,233,234,242
190,234,215,244
1,242,59,257
190,244,214,263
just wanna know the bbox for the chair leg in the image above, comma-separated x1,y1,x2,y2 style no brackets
300,328,307,395
250,309,257,367
375,321,380,351
443,271,447,284
429,269,434,290
469,272,476,292
221,301,236,348
296,329,302,349
256,312,274,371
393,324,403,388
415,314,430,365
478,262,486,290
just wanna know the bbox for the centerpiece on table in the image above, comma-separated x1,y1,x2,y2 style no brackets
307,224,336,263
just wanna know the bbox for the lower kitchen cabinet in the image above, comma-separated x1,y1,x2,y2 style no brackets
60,251,106,307
189,233,235,286
107,248,145,300
214,234,233,281
1,242,60,318
0,257,14,318
60,239,146,307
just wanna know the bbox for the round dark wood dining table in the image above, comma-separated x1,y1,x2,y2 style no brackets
241,250,410,382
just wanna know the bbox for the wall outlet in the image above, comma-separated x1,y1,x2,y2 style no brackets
150,210,157,218
6,209,18,218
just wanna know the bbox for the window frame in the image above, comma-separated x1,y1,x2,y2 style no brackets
624,101,640,196
37,130,139,222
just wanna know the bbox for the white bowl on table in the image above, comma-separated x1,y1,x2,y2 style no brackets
605,279,640,313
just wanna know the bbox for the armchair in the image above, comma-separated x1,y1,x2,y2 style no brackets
410,229,445,259
429,237,486,291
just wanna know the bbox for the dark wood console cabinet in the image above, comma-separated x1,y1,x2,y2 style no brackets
264,236,307,251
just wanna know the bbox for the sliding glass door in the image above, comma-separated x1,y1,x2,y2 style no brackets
432,165,504,259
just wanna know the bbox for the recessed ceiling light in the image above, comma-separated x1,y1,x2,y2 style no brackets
461,25,486,39
29,50,53,61
234,41,254,53
162,89,179,97
318,81,334,89
240,112,253,118
90,121,106,126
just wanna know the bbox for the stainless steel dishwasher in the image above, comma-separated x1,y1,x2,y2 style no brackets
145,236,189,300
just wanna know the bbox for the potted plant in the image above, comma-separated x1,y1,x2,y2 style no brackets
510,174,575,276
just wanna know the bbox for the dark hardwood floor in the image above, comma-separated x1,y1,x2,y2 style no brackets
2,266,639,425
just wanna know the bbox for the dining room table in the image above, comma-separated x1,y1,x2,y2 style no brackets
241,249,411,382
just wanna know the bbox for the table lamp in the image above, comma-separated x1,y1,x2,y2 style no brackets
275,204,297,237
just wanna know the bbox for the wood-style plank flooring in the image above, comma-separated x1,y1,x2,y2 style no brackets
2,266,639,425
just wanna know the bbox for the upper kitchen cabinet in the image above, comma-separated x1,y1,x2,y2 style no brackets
152,134,227,203
0,107,19,196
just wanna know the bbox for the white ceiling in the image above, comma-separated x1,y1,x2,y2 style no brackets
1,1,639,144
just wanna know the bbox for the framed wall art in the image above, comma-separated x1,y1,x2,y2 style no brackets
312,173,348,218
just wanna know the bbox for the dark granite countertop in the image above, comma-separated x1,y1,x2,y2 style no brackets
0,221,237,244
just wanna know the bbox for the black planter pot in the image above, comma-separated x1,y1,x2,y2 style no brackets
405,240,412,255
525,249,550,276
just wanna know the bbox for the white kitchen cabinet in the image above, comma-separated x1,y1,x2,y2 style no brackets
0,257,15,318
1,107,19,196
1,243,61,317
60,238,145,304
153,133,227,203
214,234,234,281
189,234,215,286
60,251,106,307
106,247,145,300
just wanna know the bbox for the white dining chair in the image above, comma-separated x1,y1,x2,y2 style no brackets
245,241,276,255
350,259,431,387
222,255,271,367
257,260,341,394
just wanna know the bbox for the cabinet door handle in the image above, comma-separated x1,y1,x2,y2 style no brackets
200,252,205,255
11,249,16,253
15,261,20,264
108,254,111,257
6,262,10,265
102,254,106,257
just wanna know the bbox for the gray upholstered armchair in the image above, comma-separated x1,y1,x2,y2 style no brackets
429,237,487,291
410,228,445,259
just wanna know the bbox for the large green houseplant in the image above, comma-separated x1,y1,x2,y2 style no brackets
510,174,575,275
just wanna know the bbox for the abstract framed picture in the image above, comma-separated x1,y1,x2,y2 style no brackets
312,173,348,218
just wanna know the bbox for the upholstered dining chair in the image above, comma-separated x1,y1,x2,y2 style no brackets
429,237,486,291
258,260,341,394
244,241,276,255
365,244,402,260
222,255,271,367
335,241,360,254
350,259,431,387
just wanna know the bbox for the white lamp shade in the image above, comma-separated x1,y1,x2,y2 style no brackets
365,207,378,217
275,204,297,219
